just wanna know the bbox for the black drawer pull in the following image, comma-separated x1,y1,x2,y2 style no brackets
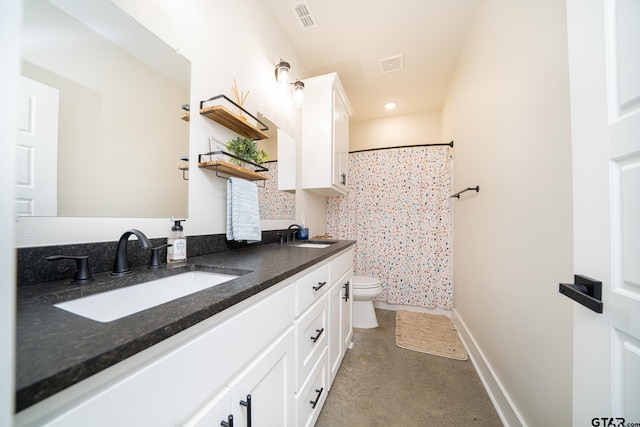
312,281,327,291
239,394,251,427
310,387,324,409
310,328,324,343
221,414,233,427
343,281,350,301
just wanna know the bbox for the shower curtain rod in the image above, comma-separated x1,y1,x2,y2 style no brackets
349,141,454,154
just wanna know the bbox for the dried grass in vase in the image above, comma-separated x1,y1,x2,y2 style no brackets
232,79,250,120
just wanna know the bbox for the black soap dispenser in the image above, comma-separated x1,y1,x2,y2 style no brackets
167,219,187,263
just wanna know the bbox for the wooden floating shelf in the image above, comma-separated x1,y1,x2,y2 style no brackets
180,113,190,122
198,160,269,181
200,105,268,140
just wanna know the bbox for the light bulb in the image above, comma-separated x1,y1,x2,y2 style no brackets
275,60,291,86
293,80,305,108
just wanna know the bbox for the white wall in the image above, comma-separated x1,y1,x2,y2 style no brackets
349,110,442,152
441,1,574,426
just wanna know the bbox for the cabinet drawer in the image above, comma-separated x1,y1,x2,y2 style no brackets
329,248,353,285
295,263,329,316
295,295,327,389
295,349,328,427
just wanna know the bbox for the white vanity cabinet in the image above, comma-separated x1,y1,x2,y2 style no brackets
301,72,353,197
16,247,355,427
327,249,354,388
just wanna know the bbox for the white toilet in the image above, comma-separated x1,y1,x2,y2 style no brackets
352,275,383,328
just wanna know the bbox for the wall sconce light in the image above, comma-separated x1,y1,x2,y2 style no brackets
275,58,304,107
275,59,291,86
293,79,305,108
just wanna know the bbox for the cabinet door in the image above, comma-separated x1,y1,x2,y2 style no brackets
327,280,343,387
301,73,351,197
181,387,231,427
341,270,353,354
228,327,295,427
328,268,353,387
332,90,350,192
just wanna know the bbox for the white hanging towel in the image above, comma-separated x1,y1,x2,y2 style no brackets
226,177,262,242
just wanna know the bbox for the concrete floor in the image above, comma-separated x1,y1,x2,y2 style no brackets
316,309,503,427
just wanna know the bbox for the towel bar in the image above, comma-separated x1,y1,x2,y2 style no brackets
450,186,479,199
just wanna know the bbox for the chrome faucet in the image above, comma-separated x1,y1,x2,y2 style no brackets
111,229,152,276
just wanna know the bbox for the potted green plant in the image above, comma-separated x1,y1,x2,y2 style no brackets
226,137,268,169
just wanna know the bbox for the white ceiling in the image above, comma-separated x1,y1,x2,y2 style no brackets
262,0,479,122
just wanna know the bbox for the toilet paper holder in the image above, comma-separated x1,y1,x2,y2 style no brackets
559,274,603,313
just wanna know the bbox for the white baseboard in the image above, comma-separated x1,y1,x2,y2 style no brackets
451,309,527,427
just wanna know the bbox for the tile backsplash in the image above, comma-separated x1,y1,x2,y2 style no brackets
258,162,296,220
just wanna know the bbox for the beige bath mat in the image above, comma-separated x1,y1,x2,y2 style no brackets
395,311,468,360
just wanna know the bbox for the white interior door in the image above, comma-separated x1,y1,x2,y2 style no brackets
567,0,640,424
15,76,59,216
608,0,640,419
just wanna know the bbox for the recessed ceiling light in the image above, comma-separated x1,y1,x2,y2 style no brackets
384,102,397,111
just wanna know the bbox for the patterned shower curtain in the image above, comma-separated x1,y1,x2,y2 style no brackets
326,147,453,309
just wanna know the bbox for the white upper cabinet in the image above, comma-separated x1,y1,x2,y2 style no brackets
301,73,353,196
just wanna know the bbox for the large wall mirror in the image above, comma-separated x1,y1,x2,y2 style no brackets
18,0,190,218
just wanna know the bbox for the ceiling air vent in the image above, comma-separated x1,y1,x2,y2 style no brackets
290,1,317,31
379,54,404,74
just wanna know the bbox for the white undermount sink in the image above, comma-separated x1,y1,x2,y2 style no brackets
54,271,238,323
292,243,332,248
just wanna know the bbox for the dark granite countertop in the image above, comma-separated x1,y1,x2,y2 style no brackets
16,240,355,412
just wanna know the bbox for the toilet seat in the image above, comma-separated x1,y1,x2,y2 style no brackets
352,275,381,289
